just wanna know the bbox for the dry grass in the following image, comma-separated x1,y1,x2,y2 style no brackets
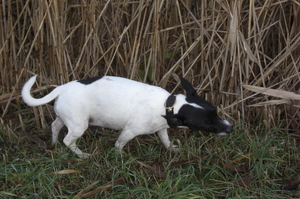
0,1,299,133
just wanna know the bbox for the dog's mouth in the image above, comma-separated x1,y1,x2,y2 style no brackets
176,124,233,135
212,126,234,136
213,132,229,136
177,126,189,129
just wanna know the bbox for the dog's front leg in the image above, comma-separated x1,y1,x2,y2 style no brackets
158,129,179,152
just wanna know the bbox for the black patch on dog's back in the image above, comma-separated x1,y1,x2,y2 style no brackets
77,76,103,85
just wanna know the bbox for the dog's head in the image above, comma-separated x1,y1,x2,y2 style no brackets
164,78,233,135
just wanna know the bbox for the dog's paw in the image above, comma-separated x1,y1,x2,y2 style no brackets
77,152,91,159
114,147,124,154
170,145,180,153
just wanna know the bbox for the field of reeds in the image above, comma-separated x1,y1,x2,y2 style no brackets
1,0,300,198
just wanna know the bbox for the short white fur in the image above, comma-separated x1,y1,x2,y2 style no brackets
22,76,195,158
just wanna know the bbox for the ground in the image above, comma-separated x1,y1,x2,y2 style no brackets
1,117,300,198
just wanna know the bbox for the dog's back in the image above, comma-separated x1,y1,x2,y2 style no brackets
54,76,170,131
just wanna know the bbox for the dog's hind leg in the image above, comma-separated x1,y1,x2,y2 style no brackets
115,129,136,152
157,129,179,152
51,117,64,144
63,125,91,159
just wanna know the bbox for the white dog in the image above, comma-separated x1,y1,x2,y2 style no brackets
22,75,233,158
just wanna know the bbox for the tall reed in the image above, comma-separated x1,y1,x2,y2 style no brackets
0,0,299,131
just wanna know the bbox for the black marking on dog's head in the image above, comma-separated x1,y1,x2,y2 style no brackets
78,76,103,85
164,78,233,135
180,78,213,109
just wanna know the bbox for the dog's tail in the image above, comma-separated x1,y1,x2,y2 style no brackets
21,75,61,107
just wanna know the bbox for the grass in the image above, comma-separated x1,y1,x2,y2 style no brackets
1,113,300,198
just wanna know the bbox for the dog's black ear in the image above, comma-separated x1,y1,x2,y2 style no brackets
181,78,197,97
162,114,185,128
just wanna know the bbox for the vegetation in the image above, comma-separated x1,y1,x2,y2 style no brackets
1,122,300,198
0,0,299,198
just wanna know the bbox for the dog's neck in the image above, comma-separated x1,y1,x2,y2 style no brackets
164,94,189,115
164,93,205,115
165,94,176,114
163,94,206,129
163,94,192,129
172,94,190,114
164,94,176,127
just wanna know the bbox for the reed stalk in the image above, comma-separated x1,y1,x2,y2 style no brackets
0,0,299,131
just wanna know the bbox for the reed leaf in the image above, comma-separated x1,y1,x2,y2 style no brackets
0,0,299,131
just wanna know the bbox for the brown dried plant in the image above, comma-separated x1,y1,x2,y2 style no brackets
0,0,299,131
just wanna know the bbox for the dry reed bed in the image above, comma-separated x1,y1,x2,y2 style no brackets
0,0,299,131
